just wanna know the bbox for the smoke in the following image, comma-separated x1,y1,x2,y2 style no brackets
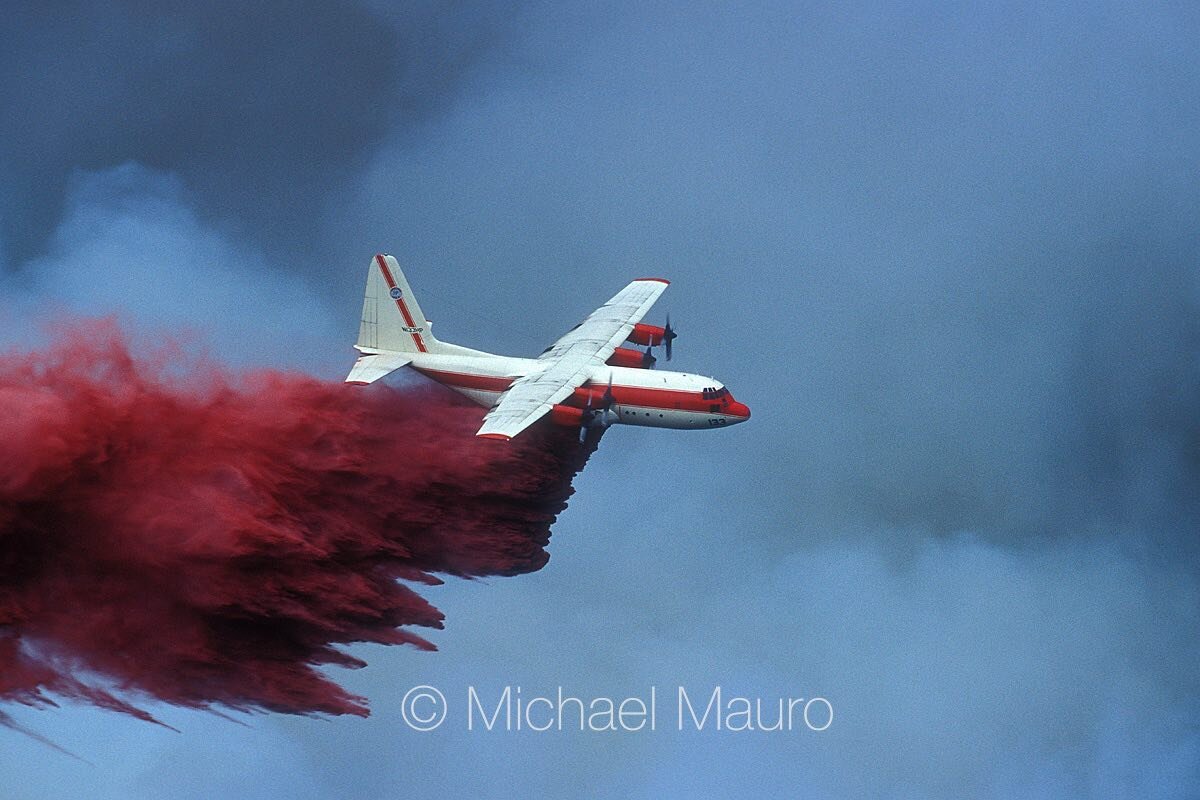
0,0,522,273
0,320,593,721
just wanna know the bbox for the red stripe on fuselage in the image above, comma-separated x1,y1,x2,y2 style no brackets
577,384,725,414
375,254,428,353
415,366,746,418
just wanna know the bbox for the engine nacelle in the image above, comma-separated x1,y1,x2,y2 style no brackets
550,404,585,427
569,385,607,405
605,346,653,369
626,323,666,347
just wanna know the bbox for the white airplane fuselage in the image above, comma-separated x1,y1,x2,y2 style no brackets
401,345,751,432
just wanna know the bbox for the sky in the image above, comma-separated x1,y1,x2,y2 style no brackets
2,1,1199,798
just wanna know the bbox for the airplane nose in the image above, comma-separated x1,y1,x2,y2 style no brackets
728,401,750,421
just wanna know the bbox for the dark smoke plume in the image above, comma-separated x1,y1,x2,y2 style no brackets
0,321,594,721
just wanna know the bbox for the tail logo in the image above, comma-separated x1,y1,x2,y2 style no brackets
389,287,403,299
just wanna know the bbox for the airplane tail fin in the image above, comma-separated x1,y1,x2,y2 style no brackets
347,253,454,385
355,253,445,355
347,253,490,385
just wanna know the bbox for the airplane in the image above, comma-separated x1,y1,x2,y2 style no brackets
345,254,750,441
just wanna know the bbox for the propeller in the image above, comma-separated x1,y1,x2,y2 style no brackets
579,391,592,443
579,374,619,443
599,373,617,422
663,314,678,361
641,346,656,369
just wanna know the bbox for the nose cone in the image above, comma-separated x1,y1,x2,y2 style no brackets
728,400,751,421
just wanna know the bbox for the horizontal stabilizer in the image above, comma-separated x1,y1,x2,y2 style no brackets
345,352,412,385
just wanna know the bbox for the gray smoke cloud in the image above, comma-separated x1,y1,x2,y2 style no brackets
0,0,519,274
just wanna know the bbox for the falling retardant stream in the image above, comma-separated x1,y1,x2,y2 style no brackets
0,322,598,728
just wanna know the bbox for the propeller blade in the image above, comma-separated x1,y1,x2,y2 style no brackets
579,388,594,442
641,346,656,369
664,314,677,361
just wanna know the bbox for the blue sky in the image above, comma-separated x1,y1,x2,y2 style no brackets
1,2,1198,798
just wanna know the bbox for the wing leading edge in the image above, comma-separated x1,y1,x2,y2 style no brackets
476,278,669,440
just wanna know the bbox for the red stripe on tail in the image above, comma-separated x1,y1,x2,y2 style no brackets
374,254,428,353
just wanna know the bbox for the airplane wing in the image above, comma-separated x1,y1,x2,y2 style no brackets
476,278,669,440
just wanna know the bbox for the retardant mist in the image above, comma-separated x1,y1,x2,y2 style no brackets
0,321,596,723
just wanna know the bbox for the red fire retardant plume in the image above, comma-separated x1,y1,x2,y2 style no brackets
0,322,596,722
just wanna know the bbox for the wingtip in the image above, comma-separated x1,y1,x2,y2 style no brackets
634,277,670,285
476,433,512,441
